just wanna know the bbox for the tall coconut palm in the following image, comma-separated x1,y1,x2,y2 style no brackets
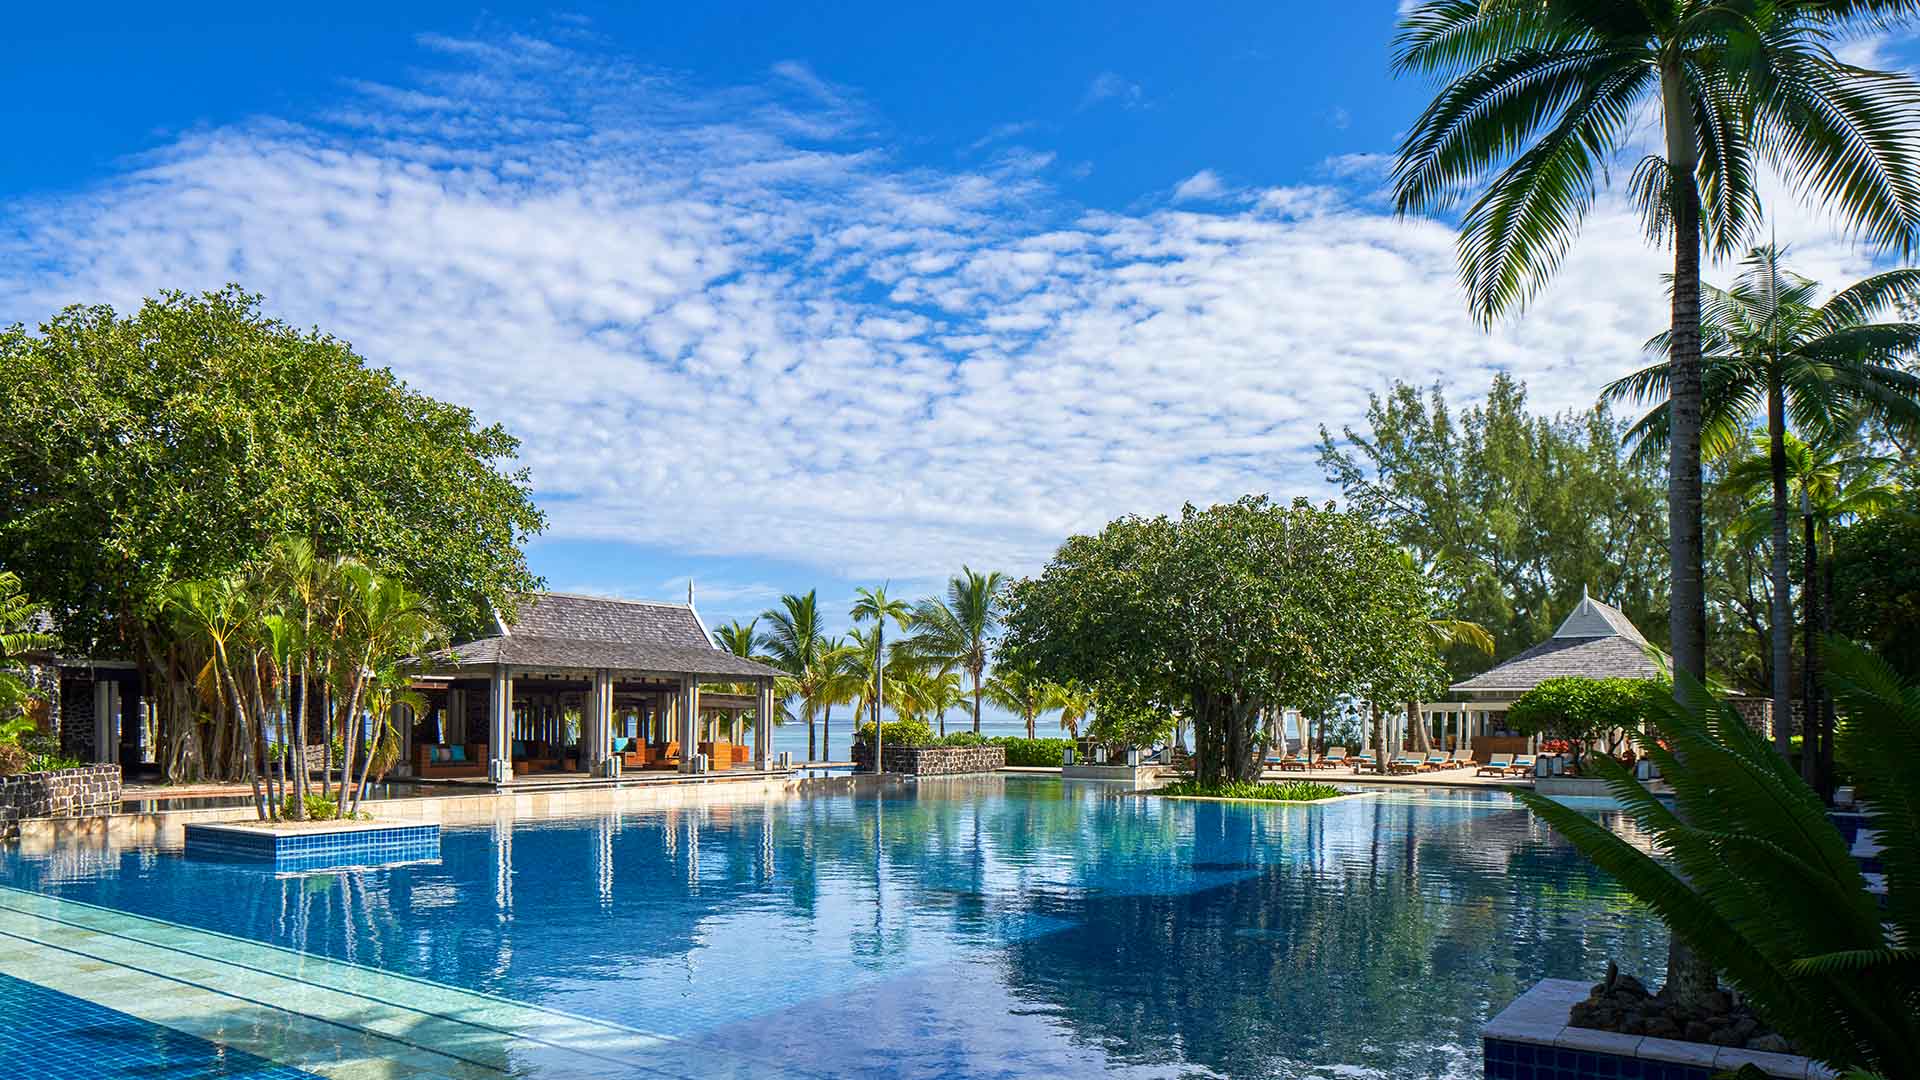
1724,429,1903,794
850,585,913,769
761,592,830,761
1393,0,1920,698
1393,0,1920,1007
816,636,863,760
904,567,1005,735
1608,247,1920,757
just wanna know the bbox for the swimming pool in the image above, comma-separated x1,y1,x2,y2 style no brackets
0,777,1664,1078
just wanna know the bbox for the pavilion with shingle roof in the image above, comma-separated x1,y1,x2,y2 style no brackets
418,591,784,785
1401,589,1668,759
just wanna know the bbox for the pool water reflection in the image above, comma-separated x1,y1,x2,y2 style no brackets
0,777,1664,1079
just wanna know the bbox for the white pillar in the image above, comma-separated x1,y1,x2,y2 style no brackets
588,669,614,776
93,680,120,765
679,676,699,774
757,679,774,770
488,666,514,785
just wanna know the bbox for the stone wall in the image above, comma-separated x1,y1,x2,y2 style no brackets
58,672,96,761
850,744,1006,776
0,764,121,834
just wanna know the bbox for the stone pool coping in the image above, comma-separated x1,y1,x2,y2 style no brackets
180,818,395,835
1486,978,1838,1080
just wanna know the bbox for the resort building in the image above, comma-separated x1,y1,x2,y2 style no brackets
410,591,785,784
1415,588,1771,756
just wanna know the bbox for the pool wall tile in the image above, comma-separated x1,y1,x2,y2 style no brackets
183,822,440,870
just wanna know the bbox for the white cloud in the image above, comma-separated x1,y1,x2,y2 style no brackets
1170,169,1227,203
0,30,1897,602
1080,71,1143,110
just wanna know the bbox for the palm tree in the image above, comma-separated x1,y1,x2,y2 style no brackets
1609,247,1920,757
903,567,1005,735
1413,616,1497,751
817,636,863,760
985,665,1066,740
1054,679,1095,740
1724,429,1903,794
850,585,913,769
1393,1,1920,698
1393,0,1920,1008
761,592,829,761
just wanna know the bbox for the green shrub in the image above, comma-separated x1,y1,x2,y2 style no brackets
933,731,989,747
853,719,935,748
283,793,342,821
1156,778,1344,801
26,750,83,773
1507,676,1654,770
988,736,1073,766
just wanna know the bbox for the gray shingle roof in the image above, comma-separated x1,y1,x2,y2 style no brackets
1450,590,1665,694
435,592,780,679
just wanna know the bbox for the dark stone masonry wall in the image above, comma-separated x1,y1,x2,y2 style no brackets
851,744,1006,776
0,764,121,834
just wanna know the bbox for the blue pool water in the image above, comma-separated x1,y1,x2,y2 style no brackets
0,778,1665,1078
0,972,321,1078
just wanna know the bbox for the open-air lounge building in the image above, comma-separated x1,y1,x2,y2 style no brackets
407,592,785,785
1415,589,1665,758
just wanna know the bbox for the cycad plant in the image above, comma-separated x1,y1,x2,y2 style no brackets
1517,642,1917,1077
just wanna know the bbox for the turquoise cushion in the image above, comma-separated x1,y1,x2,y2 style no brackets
449,746,466,762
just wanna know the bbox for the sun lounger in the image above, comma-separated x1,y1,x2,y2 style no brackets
1421,752,1451,770
1315,747,1349,769
1348,751,1383,774
1446,749,1473,768
1277,753,1310,771
1475,753,1513,777
1507,754,1538,776
1390,753,1426,774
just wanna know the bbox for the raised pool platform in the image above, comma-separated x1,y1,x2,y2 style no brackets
183,820,440,870
1485,979,1835,1080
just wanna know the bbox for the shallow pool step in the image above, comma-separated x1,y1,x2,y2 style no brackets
0,885,807,1080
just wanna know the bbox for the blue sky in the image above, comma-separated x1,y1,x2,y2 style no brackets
2,3,1911,667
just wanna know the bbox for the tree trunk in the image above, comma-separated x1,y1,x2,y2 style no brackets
1817,531,1837,802
1407,701,1429,753
822,703,831,763
1767,378,1794,758
808,701,817,763
1658,60,1716,1009
1802,510,1819,790
1371,701,1386,774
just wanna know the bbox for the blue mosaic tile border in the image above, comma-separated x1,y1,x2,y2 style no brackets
184,823,440,871
1486,1037,1712,1080
0,972,320,1078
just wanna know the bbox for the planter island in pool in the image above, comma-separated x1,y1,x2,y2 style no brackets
183,820,440,871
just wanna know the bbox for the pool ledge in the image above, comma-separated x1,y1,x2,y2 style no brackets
184,820,440,869
1484,978,1838,1080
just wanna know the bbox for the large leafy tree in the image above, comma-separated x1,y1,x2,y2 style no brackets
1320,375,1666,673
1608,247,1920,755
1392,0,1920,699
1831,503,1920,682
1001,496,1442,785
903,567,1006,735
0,286,545,653
0,572,55,729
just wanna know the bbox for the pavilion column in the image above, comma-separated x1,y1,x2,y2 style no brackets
756,679,774,770
488,665,514,785
679,676,699,773
1462,711,1472,752
588,669,614,776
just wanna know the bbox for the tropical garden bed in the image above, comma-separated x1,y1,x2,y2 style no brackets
1149,779,1354,804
